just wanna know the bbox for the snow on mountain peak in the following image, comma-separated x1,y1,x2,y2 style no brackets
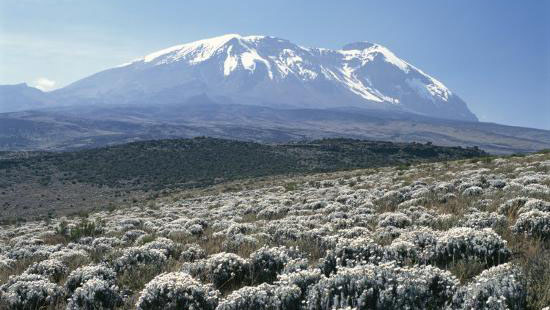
71,34,476,121
140,34,275,65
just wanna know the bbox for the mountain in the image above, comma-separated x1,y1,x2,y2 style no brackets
50,34,477,121
0,83,51,113
1,103,548,154
3,34,548,154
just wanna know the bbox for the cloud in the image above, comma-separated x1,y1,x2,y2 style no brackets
34,77,56,91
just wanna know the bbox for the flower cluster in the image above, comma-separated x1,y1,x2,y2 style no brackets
433,227,510,266
65,264,117,294
307,262,458,310
377,212,412,228
66,278,123,310
136,272,219,310
216,283,301,310
511,210,550,239
113,246,168,272
183,252,250,289
0,273,64,309
24,258,67,282
452,263,526,309
249,246,302,284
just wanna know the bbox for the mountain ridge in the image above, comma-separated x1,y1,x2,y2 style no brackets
2,34,477,122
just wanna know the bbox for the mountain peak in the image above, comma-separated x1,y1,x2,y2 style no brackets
59,34,478,122
141,34,271,64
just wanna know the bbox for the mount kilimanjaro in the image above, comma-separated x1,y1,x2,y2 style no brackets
1,34,549,153
50,34,477,122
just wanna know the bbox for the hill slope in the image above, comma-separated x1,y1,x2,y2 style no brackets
0,137,485,220
0,104,547,154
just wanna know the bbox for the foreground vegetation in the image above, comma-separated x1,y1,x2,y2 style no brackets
0,150,548,309
0,137,485,221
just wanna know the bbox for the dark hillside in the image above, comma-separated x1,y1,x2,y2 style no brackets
0,137,486,220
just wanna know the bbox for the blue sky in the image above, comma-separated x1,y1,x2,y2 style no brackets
0,0,548,129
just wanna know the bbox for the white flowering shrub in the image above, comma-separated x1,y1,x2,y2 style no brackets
276,269,322,301
377,212,412,228
511,210,550,239
222,233,258,253
375,190,405,207
66,278,123,310
184,252,250,289
518,199,550,214
523,184,550,196
136,272,219,310
65,264,117,294
0,254,15,270
460,211,507,229
249,246,302,285
6,243,60,260
122,229,147,243
433,227,510,267
49,248,89,263
0,273,64,310
179,243,207,262
307,262,458,310
91,236,123,252
320,237,388,275
372,226,403,243
140,237,178,258
24,258,67,282
452,263,526,309
498,197,529,216
462,186,484,196
113,246,168,272
216,283,301,310
398,205,437,227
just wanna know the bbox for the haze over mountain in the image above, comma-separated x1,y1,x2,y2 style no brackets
3,34,476,122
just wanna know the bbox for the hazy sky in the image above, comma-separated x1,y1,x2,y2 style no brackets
0,0,548,129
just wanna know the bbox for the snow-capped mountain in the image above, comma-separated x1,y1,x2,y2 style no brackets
53,34,476,121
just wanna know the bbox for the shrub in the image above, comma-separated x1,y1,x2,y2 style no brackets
183,252,250,290
24,258,67,283
65,264,117,294
460,211,507,229
307,262,458,310
497,197,529,217
249,246,300,285
216,283,301,310
179,243,207,262
64,218,104,242
377,212,412,228
452,263,526,310
433,227,510,267
462,186,483,196
511,210,550,239
140,237,178,258
90,236,123,252
0,273,64,310
66,278,123,310
276,269,322,300
320,237,387,276
135,272,219,310
113,246,168,272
